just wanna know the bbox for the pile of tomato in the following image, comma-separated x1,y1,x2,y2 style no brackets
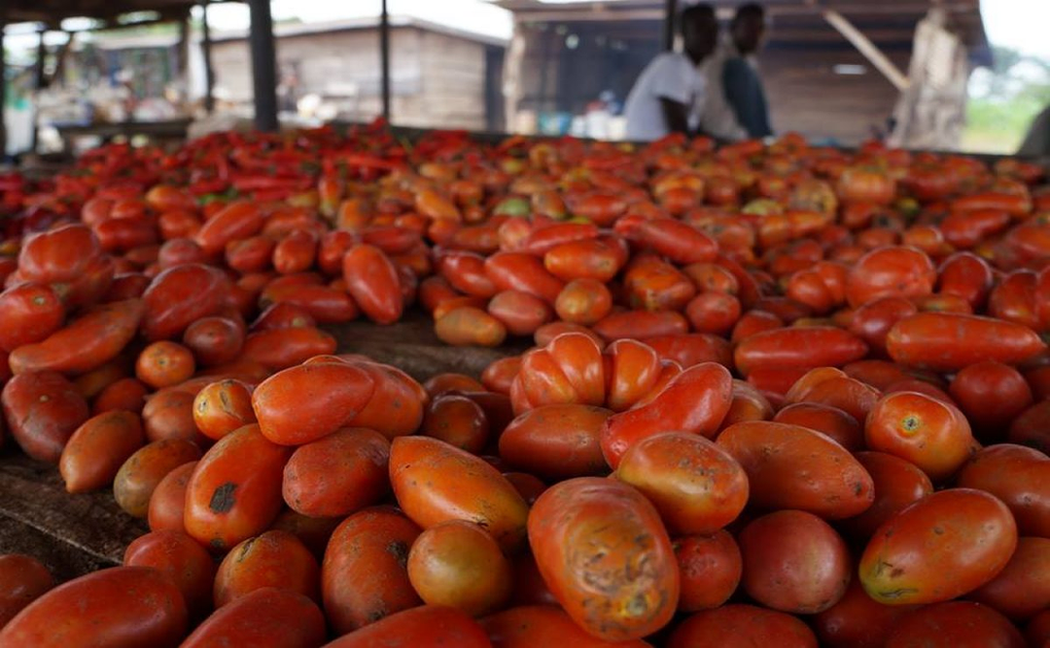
0,123,1049,647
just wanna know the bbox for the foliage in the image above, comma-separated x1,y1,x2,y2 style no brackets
962,45,1050,153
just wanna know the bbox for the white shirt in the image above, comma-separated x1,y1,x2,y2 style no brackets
698,40,749,142
624,52,708,141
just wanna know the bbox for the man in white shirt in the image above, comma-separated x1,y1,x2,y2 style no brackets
624,4,720,141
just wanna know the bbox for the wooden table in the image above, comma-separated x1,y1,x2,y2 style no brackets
54,119,193,156
0,313,527,581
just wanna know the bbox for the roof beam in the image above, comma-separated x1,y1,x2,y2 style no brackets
823,8,910,90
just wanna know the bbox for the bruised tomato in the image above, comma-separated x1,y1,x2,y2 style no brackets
528,477,679,642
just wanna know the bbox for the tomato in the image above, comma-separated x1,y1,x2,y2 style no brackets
9,299,145,376
343,244,403,325
623,257,696,313
685,291,741,335
949,361,1033,439
514,332,605,411
272,229,317,275
2,370,90,462
481,605,650,648
183,425,291,551
282,427,390,518
0,283,65,353
860,488,1018,605
615,432,747,535
180,315,243,365
739,510,851,614
848,296,918,357
620,217,719,264
734,326,868,376
407,520,512,616
18,224,102,285
0,555,52,630
938,251,994,309
544,238,625,283
213,529,319,607
1029,611,1050,647
485,251,565,304
135,341,195,389
528,477,679,641
592,310,687,341
147,460,197,534
58,410,143,493
123,530,215,619
717,420,874,519
240,327,337,370
487,290,553,336
644,333,732,368
113,438,202,519
0,567,186,648
813,578,917,648
885,601,1026,648
968,536,1050,621
887,312,1046,372
773,402,863,451
989,270,1040,330
667,604,818,648
142,264,230,341
720,379,774,428
422,394,489,453
497,404,610,480
845,246,936,308
180,587,326,648
391,435,528,553
956,444,1050,538
865,390,975,482
435,307,508,347
252,361,376,445
251,302,316,332
143,388,202,444
322,507,423,633
188,379,254,442
601,363,733,468
323,605,490,648
440,252,498,298
731,310,784,342
194,200,264,255
673,530,741,612
841,451,934,541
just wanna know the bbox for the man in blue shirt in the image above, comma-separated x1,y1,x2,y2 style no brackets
722,4,773,139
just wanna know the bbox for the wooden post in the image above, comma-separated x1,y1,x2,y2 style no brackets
380,0,391,122
177,12,190,103
31,30,47,153
248,0,279,132
823,9,910,92
0,20,6,161
664,0,677,51
201,1,215,113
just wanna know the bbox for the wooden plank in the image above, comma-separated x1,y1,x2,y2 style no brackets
325,311,527,381
0,452,147,573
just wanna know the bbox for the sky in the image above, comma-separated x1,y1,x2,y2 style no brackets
3,0,1048,63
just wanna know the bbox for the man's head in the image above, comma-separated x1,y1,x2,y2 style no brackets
731,3,766,55
681,4,719,64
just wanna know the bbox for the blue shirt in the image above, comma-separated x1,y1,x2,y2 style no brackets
723,56,772,138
